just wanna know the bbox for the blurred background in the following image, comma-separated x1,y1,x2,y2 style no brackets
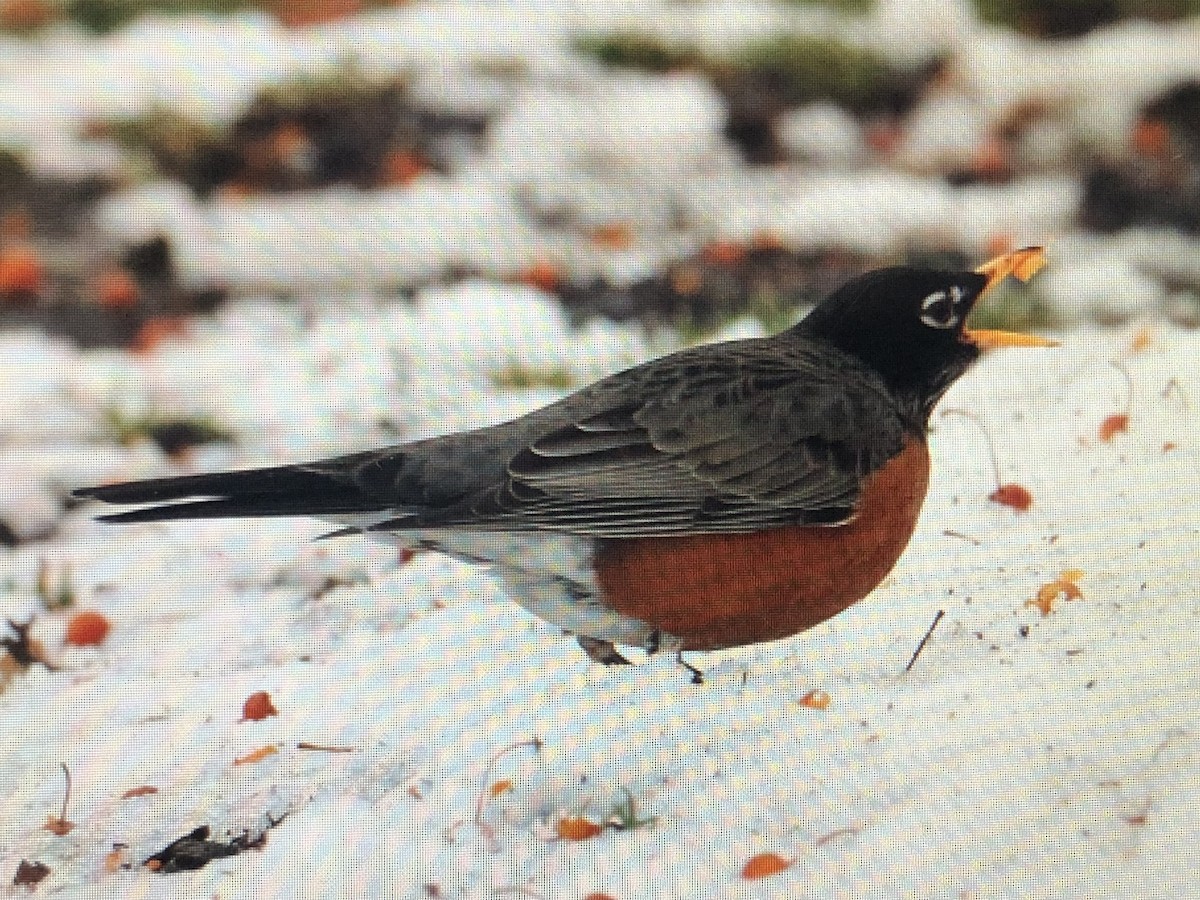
0,0,1197,542
1,0,1198,335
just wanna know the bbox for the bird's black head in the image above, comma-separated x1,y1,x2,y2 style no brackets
792,265,992,422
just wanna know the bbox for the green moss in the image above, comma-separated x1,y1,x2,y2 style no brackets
254,58,391,109
490,363,578,391
574,32,698,72
102,109,224,167
973,0,1200,36
722,34,890,108
66,0,253,33
577,31,897,112
0,145,28,180
36,561,76,611
779,0,874,10
102,407,235,453
0,1,399,35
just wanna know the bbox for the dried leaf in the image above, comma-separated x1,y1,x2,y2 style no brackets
103,847,130,873
43,815,74,836
556,816,604,841
1129,325,1154,353
799,690,831,710
1026,577,1084,616
120,785,159,799
12,859,50,886
1099,414,1129,442
233,744,278,766
489,779,514,798
989,483,1033,512
590,222,634,250
741,851,792,880
240,691,278,722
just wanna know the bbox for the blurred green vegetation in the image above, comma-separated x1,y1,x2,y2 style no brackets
963,283,1060,332
67,0,251,32
102,406,235,453
973,0,1200,36
779,0,875,10
1,1,399,35
577,31,896,112
491,363,578,391
102,109,224,170
0,146,28,180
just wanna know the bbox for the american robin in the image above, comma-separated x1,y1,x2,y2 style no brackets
74,248,1054,673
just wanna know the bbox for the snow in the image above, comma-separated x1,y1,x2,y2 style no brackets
775,101,867,168
3,293,1200,898
681,169,1082,256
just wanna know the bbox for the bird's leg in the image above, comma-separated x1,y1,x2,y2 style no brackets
645,628,662,655
675,651,705,685
576,634,632,666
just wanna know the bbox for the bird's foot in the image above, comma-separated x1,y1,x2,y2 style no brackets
675,651,705,685
576,634,632,666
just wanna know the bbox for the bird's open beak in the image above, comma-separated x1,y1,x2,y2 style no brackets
964,246,1059,349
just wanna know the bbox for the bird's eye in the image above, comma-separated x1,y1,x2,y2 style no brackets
920,290,959,329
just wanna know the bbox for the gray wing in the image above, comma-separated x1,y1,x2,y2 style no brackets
75,338,907,538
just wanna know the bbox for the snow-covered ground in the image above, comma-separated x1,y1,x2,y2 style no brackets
2,283,1200,898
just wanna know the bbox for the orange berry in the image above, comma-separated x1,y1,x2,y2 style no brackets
381,149,427,187
518,258,562,293
64,610,111,647
752,230,786,251
488,779,514,798
0,0,57,31
1132,118,1170,158
93,267,139,309
0,241,44,297
590,222,635,250
130,316,188,354
701,239,747,266
273,0,362,27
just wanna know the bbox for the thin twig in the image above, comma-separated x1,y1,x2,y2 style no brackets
59,763,71,823
473,737,543,853
942,529,982,546
1109,360,1134,417
940,409,1001,487
905,610,945,673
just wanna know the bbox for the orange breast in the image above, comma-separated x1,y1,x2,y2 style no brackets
592,440,931,650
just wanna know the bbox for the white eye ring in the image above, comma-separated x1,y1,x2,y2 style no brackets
920,290,960,329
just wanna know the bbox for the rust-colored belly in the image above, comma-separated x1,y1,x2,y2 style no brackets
592,440,931,650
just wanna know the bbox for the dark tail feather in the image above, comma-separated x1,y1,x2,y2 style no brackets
73,463,390,522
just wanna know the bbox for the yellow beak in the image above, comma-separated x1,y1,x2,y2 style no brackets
964,246,1059,349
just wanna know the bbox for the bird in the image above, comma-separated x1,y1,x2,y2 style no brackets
74,248,1055,677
